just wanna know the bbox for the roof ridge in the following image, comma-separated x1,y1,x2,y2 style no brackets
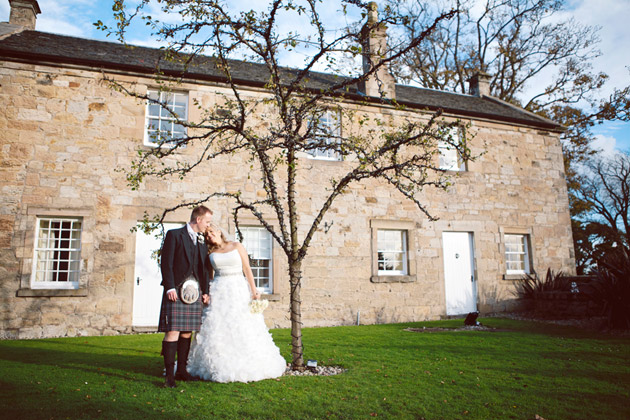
481,94,563,129
0,22,26,41
0,28,563,131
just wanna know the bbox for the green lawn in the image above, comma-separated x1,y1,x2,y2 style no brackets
1,318,628,420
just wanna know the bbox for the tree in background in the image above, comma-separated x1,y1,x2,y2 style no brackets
99,0,472,368
387,0,630,272
575,152,630,262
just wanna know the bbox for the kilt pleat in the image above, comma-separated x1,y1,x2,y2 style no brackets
157,292,203,332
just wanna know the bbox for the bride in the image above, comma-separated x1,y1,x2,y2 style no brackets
187,224,287,382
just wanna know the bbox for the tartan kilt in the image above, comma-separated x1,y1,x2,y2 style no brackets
157,291,203,332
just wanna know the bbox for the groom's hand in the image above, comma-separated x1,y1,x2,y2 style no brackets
202,294,210,305
167,289,178,302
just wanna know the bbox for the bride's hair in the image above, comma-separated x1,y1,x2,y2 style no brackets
204,223,230,254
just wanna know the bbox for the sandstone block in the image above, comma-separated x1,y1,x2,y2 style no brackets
18,326,43,339
18,108,51,122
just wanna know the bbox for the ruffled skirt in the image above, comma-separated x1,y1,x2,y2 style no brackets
187,272,286,383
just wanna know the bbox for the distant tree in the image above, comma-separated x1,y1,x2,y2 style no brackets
574,152,630,265
98,0,473,368
387,0,630,270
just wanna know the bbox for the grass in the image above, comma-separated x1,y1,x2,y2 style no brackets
0,318,629,420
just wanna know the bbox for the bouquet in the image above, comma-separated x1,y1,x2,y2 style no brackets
249,299,269,314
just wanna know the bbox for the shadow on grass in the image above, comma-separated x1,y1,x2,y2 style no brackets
0,339,162,384
0,379,200,420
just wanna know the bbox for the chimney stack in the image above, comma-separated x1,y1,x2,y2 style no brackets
468,72,491,97
9,0,41,30
359,2,396,100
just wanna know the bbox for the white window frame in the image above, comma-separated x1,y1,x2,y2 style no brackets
377,229,409,276
238,226,273,294
144,89,188,147
31,217,82,289
308,109,342,161
505,233,531,275
438,126,466,171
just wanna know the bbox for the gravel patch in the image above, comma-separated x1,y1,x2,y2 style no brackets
405,325,509,333
283,364,346,377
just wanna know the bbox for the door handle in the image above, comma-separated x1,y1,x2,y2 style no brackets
471,275,474,283
137,277,141,285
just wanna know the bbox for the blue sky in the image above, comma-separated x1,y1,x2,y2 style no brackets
2,0,628,153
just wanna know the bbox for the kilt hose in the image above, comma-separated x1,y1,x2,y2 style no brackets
157,291,203,332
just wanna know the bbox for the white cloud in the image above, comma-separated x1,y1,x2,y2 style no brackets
568,0,630,97
0,2,8,20
37,17,86,37
591,134,619,157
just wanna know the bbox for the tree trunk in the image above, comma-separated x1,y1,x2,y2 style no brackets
288,260,304,369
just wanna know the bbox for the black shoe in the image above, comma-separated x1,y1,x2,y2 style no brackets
175,336,194,381
162,341,178,388
175,370,197,381
164,376,177,388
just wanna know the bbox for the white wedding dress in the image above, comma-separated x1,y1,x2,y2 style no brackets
187,249,287,383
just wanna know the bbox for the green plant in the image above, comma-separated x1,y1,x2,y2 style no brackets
589,251,630,329
514,268,570,299
1,320,629,420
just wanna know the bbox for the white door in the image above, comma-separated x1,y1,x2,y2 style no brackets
132,223,183,327
442,232,477,316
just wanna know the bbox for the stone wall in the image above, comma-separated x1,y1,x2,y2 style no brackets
0,59,575,338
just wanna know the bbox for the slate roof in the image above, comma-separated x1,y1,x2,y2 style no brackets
0,27,562,131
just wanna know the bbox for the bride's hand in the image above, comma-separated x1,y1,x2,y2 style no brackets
252,290,261,300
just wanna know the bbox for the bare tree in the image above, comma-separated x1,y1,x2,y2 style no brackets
388,0,605,109
576,152,630,260
387,0,630,271
99,0,474,368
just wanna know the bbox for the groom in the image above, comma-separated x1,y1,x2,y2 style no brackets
158,205,212,388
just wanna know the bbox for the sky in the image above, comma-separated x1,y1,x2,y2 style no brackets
1,0,628,154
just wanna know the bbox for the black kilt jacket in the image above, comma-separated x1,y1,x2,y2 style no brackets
160,225,211,295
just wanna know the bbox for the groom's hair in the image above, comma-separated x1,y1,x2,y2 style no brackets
190,205,213,222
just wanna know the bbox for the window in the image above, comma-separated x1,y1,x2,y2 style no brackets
144,90,188,146
505,234,531,274
438,126,465,171
308,109,342,161
31,217,82,289
239,227,273,293
377,229,408,275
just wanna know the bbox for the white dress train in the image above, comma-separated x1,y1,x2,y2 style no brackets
187,249,287,382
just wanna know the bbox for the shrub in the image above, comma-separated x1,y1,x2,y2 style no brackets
514,268,570,299
589,252,630,329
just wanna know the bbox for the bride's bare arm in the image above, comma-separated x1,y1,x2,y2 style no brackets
203,264,213,304
236,243,261,300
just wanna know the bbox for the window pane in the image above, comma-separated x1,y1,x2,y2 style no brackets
33,217,82,288
145,90,188,148
240,227,272,292
160,119,173,133
505,234,529,273
308,109,342,161
174,94,187,108
438,126,464,171
377,229,407,275
148,103,160,117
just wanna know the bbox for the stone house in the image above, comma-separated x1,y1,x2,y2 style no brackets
0,0,575,339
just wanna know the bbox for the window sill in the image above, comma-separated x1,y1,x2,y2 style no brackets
306,157,343,163
262,293,281,301
371,275,416,283
16,288,88,297
503,274,528,281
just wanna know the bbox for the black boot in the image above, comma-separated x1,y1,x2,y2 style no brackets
162,341,178,388
175,336,196,381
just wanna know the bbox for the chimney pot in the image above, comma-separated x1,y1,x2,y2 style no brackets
468,71,492,97
359,2,396,100
9,0,41,30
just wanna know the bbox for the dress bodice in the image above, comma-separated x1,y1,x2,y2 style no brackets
210,249,243,277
